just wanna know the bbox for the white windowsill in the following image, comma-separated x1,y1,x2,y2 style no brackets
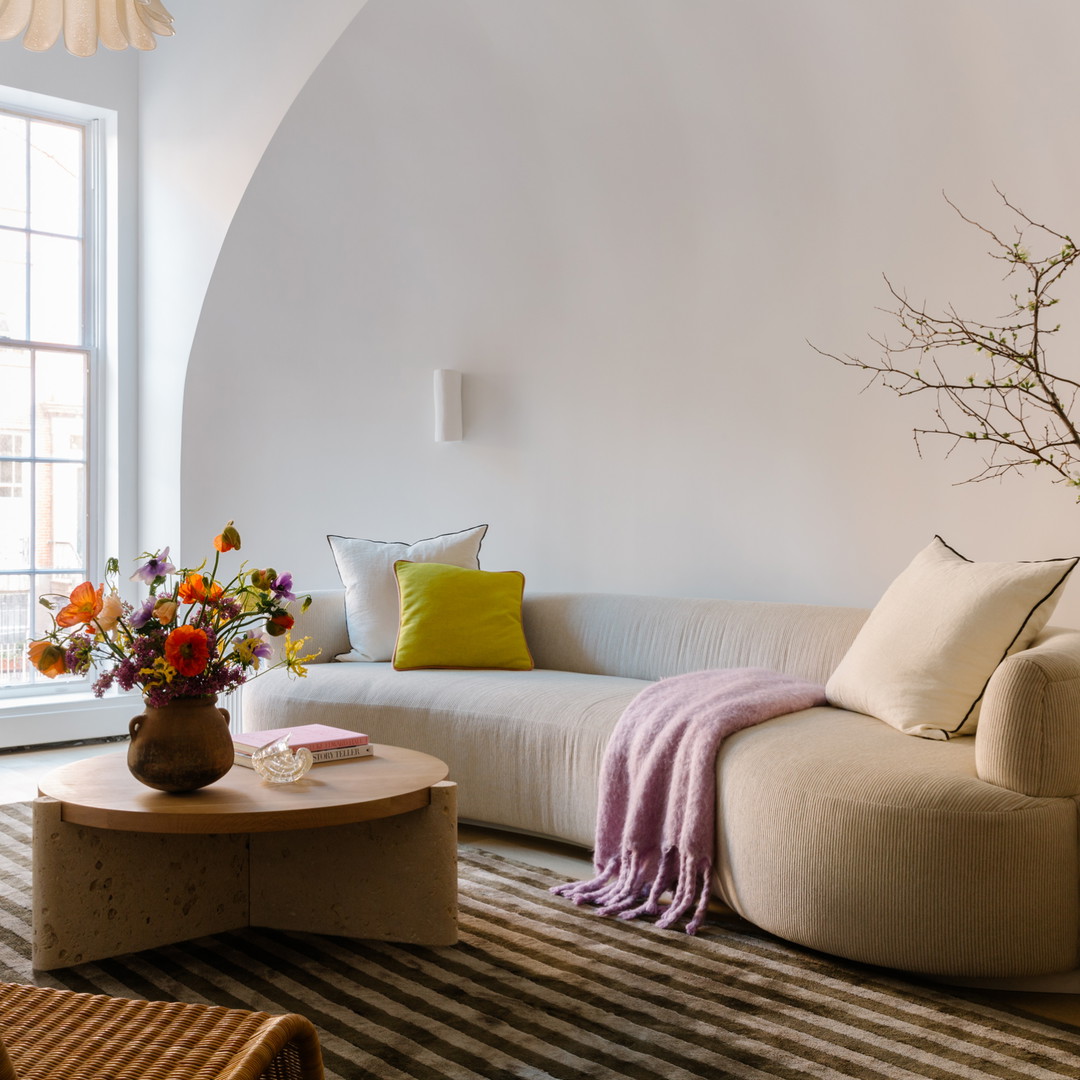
0,690,135,749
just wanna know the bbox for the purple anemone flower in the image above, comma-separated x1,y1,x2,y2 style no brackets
130,546,176,585
248,634,273,662
270,572,296,602
129,596,156,629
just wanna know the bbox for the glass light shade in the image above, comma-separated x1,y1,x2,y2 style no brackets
0,0,174,57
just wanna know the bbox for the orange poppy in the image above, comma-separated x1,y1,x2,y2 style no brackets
177,573,224,606
56,582,104,628
265,612,295,637
213,521,241,553
28,640,67,678
164,625,210,677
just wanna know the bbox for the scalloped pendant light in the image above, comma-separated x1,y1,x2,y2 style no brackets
0,0,174,56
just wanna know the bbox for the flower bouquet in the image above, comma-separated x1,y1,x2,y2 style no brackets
27,521,319,707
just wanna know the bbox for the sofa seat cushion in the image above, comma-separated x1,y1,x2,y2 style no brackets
715,707,1080,977
242,664,649,845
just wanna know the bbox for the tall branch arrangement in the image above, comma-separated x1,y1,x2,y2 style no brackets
815,189,1080,494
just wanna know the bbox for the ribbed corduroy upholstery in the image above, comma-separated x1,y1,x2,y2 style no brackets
522,593,869,684
714,707,1079,977
245,661,641,844
976,627,1080,797
243,588,1080,977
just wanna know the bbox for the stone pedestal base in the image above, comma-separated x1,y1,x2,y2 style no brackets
32,781,458,971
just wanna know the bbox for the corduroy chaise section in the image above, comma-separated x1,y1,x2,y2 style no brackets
243,588,1080,977
976,627,1080,797
713,708,1080,978
0,982,324,1079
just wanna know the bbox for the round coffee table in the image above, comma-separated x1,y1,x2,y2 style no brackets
33,745,458,971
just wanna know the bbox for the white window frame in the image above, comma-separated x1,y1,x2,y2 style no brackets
0,85,133,747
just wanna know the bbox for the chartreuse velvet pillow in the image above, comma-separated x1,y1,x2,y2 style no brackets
392,561,534,671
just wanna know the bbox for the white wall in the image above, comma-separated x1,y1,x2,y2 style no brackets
0,37,136,105
182,0,1080,626
137,0,367,553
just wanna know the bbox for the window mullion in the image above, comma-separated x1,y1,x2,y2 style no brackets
28,348,36,662
22,120,30,339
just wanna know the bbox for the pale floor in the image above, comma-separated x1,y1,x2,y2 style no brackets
7,741,1080,1028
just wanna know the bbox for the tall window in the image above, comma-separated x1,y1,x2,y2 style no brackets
0,107,95,692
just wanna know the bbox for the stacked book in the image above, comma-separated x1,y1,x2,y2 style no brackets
233,724,372,769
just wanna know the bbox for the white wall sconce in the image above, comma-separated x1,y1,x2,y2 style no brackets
434,369,463,442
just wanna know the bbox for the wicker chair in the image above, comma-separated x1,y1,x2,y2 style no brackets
0,982,324,1079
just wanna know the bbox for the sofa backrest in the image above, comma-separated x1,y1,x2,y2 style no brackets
287,587,1080,796
522,593,870,685
289,590,352,662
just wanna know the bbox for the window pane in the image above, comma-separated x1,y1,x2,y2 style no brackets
30,120,82,238
0,98,97,702
0,228,27,341
34,350,86,459
0,575,31,687
30,234,82,345
0,346,31,437
0,453,30,571
0,421,29,570
0,114,27,231
34,461,85,571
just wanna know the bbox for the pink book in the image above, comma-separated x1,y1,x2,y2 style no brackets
233,724,369,753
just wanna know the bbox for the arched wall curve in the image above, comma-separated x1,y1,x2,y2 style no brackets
138,0,369,556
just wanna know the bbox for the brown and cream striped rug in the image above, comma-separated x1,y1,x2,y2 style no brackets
0,801,1078,1079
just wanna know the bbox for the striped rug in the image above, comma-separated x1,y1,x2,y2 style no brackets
0,802,1078,1079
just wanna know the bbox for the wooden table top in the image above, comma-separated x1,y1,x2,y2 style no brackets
37,744,450,835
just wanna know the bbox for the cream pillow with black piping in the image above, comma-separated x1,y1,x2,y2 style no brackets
825,536,1078,739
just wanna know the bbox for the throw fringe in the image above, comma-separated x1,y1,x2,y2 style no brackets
551,846,712,935
552,669,827,936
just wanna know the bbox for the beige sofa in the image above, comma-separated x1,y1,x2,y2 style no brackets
242,589,1080,980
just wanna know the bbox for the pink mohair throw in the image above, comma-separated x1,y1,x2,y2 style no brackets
552,667,826,934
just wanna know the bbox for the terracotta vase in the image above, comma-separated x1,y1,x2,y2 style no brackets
127,694,234,793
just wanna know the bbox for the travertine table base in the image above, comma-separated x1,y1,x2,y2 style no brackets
33,746,457,971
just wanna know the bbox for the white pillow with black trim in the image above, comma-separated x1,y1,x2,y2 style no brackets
328,525,488,662
825,536,1078,739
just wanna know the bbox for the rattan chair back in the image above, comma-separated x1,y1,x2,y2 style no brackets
0,982,324,1079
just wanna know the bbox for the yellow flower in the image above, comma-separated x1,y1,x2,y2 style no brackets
233,633,272,669
139,656,177,687
283,633,320,679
